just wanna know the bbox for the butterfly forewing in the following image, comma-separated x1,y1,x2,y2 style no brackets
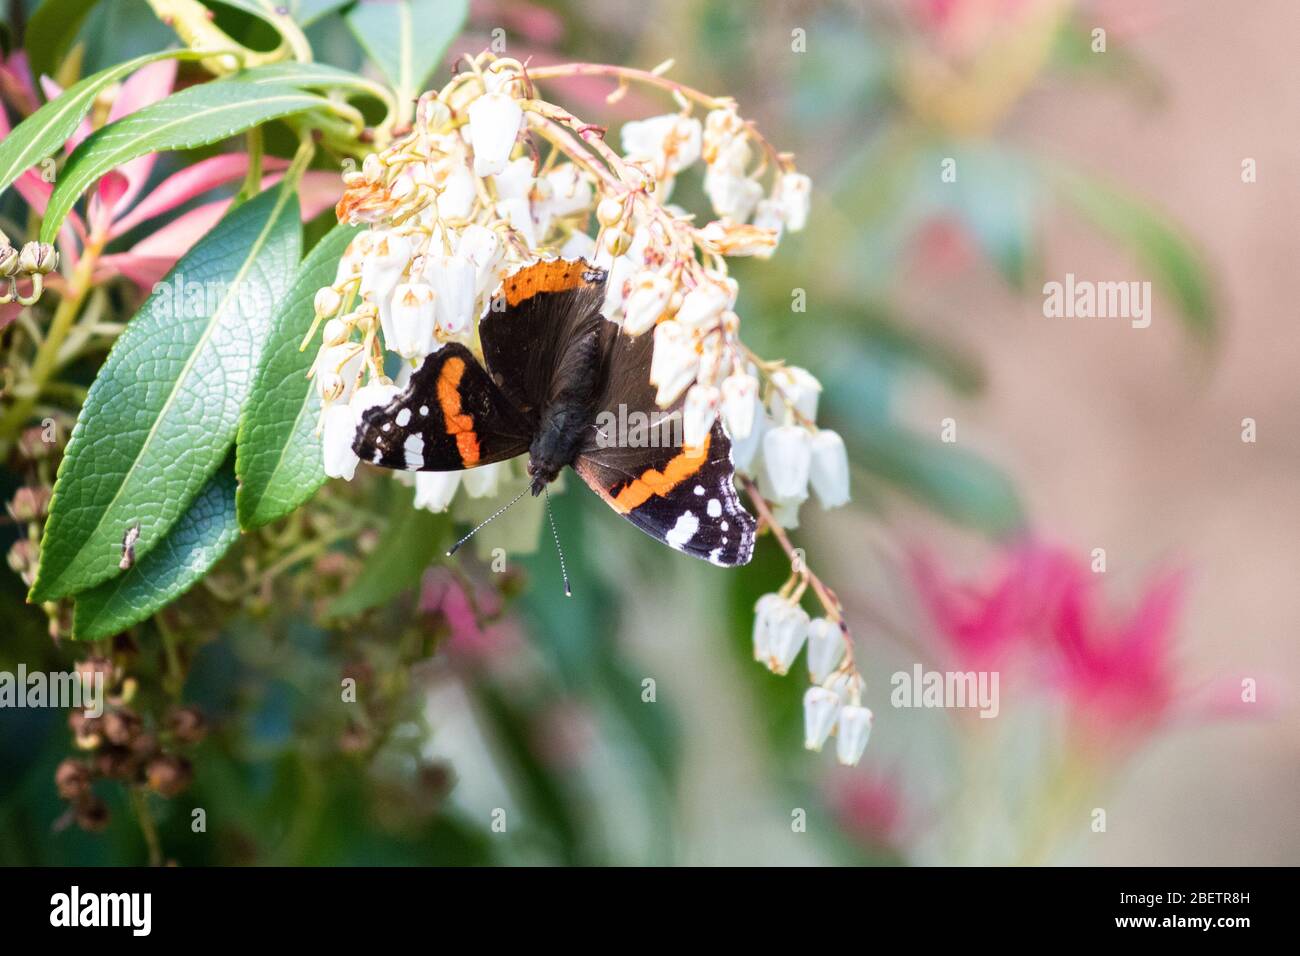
352,343,529,471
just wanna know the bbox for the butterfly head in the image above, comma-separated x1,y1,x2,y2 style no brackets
527,458,559,496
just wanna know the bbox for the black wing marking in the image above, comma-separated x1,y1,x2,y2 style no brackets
353,343,530,472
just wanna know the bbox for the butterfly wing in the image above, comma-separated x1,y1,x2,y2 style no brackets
572,326,756,566
353,343,530,471
479,258,610,415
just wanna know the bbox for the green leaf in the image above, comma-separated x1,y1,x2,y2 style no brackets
230,61,375,91
345,0,468,106
1047,163,1217,341
39,81,324,243
0,49,215,197
286,0,353,26
327,487,447,619
72,461,240,641
236,222,358,530
31,185,301,602
856,423,1024,536
24,0,101,83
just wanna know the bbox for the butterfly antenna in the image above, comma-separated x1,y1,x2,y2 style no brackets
446,486,530,557
543,486,572,598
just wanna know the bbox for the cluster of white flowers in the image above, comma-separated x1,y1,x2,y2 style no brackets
753,591,871,766
306,53,837,512
304,52,867,762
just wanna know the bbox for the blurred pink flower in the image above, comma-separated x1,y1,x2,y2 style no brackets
420,568,516,660
825,766,912,853
0,57,340,294
909,539,1247,749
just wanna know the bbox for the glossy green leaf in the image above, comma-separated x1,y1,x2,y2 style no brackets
327,487,447,619
285,0,353,26
0,49,215,197
39,81,324,243
31,185,301,602
72,462,240,640
1047,163,1217,341
24,0,101,83
236,223,359,530
230,61,376,91
345,0,468,107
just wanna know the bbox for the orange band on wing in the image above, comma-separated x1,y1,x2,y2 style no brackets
436,356,481,466
610,433,711,513
501,259,591,307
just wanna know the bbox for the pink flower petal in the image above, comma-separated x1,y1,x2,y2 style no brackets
110,154,289,238
106,60,178,212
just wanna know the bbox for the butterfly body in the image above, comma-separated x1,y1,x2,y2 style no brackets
353,258,756,566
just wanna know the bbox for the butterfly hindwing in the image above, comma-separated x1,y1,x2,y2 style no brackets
352,343,529,471
575,420,756,567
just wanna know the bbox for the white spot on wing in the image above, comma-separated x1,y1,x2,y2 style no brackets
395,407,412,427
419,405,429,416
694,485,704,495
403,433,425,469
666,511,699,550
707,498,722,518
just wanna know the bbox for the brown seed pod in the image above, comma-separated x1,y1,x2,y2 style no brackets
55,759,92,800
146,753,193,798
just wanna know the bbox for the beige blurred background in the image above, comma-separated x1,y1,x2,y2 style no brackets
605,0,1300,865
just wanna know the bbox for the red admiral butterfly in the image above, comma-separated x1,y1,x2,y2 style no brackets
352,258,757,566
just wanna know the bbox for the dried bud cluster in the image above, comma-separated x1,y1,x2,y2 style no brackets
0,237,58,306
55,652,206,834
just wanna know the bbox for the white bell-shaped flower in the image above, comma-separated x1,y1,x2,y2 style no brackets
467,92,522,177
703,108,745,163
803,686,842,752
456,223,504,297
775,172,812,232
720,371,759,440
835,706,873,766
622,270,674,335
761,424,812,500
314,343,364,403
359,231,411,303
462,461,506,498
752,593,784,662
768,365,821,423
809,429,850,509
649,320,699,407
426,255,477,340
704,165,762,222
388,282,436,359
806,617,844,684
682,384,719,451
601,255,637,321
544,164,593,217
674,279,733,330
766,601,810,676
322,403,360,480
436,163,476,220
414,471,461,512
621,113,702,175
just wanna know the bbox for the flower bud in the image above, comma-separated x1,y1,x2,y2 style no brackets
19,241,57,274
596,196,624,228
146,753,193,798
0,243,18,277
314,286,343,318
8,486,50,522
166,706,207,745
776,172,812,232
55,759,92,800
